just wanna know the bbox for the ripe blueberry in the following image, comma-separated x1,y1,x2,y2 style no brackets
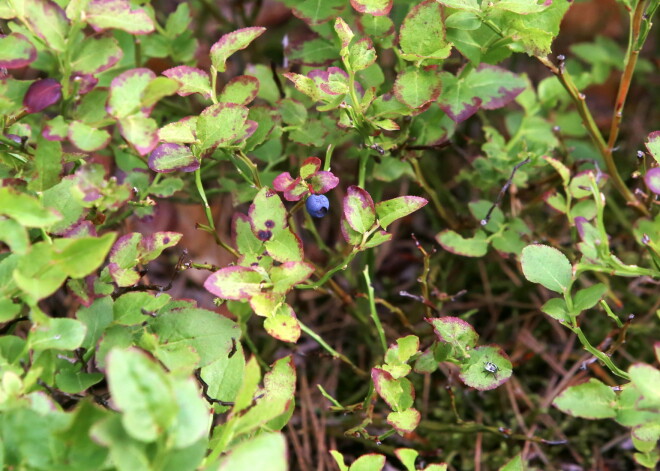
305,194,329,218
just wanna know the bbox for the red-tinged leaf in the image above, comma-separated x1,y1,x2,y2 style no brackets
71,37,123,74
375,196,428,230
387,408,421,434
210,27,266,73
107,68,156,119
282,72,320,101
0,33,37,69
309,67,349,96
86,0,155,34
264,304,300,343
341,214,362,245
349,37,377,71
270,261,315,293
17,0,69,52
204,266,265,300
300,157,322,179
645,131,660,164
350,0,393,16
148,143,199,173
439,65,526,123
219,75,260,106
43,116,68,141
283,180,309,202
68,121,111,152
399,1,451,61
644,168,660,195
232,213,263,257
309,171,339,194
162,66,212,100
334,17,354,49
343,186,376,234
292,0,346,26
196,102,249,151
426,316,478,349
371,368,415,410
158,116,197,144
393,68,441,109
117,115,158,156
272,173,297,192
249,187,288,241
24,78,61,113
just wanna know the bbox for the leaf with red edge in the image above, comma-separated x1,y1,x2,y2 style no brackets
249,187,288,241
292,0,346,25
210,27,266,73
371,368,415,410
387,408,421,434
393,68,441,109
107,68,156,119
263,304,301,343
71,37,123,74
309,171,339,194
272,173,297,192
438,65,526,123
350,0,393,16
117,114,158,156
68,121,111,152
162,66,212,100
24,78,62,113
85,0,155,34
343,186,376,234
0,33,37,69
158,116,197,144
644,168,660,195
399,1,452,61
219,75,260,105
426,316,478,349
341,215,362,245
204,266,265,300
300,157,322,179
270,261,314,293
308,67,349,97
282,73,320,101
196,102,249,151
17,0,69,52
149,143,199,173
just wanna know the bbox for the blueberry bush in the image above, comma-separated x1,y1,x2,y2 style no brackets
0,0,659,469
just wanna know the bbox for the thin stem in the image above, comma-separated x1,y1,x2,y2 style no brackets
298,320,368,377
297,250,357,289
363,268,387,354
567,322,630,380
194,169,239,257
410,158,457,229
234,149,262,189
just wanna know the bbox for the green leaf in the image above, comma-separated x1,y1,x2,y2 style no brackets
371,368,414,411
645,131,660,164
196,102,249,151
292,0,346,25
521,244,573,293
141,76,180,108
350,0,392,16
426,316,478,350
52,233,117,278
445,11,482,30
248,187,288,240
158,116,197,144
438,65,526,123
217,433,287,471
200,343,245,403
118,114,159,156
210,27,266,73
264,229,303,263
85,0,155,34
436,0,480,12
107,348,177,442
150,306,240,369
29,318,87,351
113,292,170,325
393,67,442,109
0,187,61,227
499,454,525,471
219,75,260,105
489,0,549,14
343,186,376,233
395,448,418,471
334,17,354,50
204,266,264,300
168,376,211,449
629,363,660,409
13,242,67,300
387,408,420,434
76,296,114,350
376,196,428,230
68,120,111,152
459,345,513,391
55,370,104,393
399,1,452,61
71,36,123,74
541,297,569,322
232,356,296,436
148,143,199,173
436,229,489,257
572,283,607,314
0,218,28,255
553,378,617,419
270,262,315,294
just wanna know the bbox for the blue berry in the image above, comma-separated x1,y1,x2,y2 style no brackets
305,194,329,218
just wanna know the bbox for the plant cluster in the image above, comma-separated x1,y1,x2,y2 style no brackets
0,0,659,470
